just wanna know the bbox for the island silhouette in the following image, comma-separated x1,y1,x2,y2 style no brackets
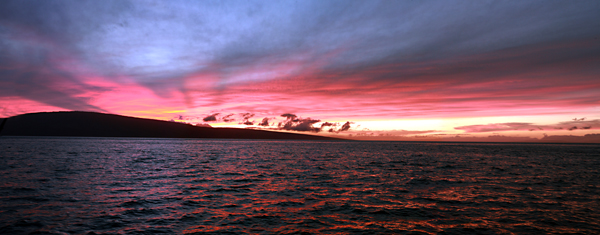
0,111,339,140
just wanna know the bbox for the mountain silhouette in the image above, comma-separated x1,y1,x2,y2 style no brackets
0,111,339,140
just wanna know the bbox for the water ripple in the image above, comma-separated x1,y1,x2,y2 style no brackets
0,137,599,234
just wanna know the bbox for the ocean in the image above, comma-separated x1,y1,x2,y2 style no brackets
0,137,599,234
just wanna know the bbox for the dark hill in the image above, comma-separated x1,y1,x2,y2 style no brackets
0,111,339,140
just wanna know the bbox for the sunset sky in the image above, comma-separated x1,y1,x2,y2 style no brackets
1,0,599,141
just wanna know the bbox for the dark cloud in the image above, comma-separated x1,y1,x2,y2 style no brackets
278,113,321,132
238,113,255,125
321,121,353,133
281,113,297,120
282,118,321,132
321,122,336,132
222,114,235,122
258,117,270,126
320,122,335,128
241,113,255,119
275,114,353,133
202,113,219,122
339,121,352,132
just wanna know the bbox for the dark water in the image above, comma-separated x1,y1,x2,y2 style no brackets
1,137,599,234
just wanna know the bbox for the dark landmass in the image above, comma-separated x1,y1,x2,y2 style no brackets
0,111,339,140
539,134,600,144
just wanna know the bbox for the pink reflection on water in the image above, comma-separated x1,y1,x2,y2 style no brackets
0,139,599,234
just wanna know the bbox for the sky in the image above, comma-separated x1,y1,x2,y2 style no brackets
1,0,600,142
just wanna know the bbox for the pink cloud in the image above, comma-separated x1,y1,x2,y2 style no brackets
165,38,600,122
2,19,599,128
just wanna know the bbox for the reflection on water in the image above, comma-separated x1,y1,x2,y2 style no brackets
1,137,599,234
